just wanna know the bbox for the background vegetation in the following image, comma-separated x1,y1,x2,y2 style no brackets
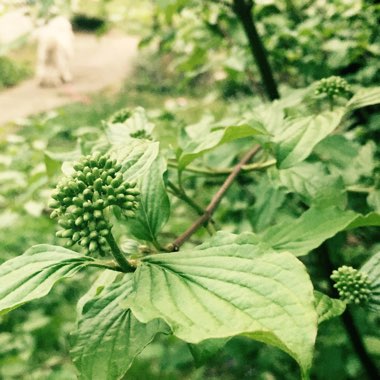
0,0,379,379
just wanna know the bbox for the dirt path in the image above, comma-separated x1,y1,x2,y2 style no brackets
0,31,139,126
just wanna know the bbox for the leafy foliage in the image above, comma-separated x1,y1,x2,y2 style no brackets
1,1,380,379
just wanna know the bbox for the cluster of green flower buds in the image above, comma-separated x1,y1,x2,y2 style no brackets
49,153,139,256
109,108,131,124
108,107,151,139
331,265,372,305
315,76,352,98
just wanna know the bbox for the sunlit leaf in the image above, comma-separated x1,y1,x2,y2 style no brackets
346,87,380,110
261,207,358,256
128,156,170,242
314,291,346,324
273,110,344,169
0,245,95,315
124,241,317,378
360,251,380,311
71,274,167,380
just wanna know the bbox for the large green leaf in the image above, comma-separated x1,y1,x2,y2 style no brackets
111,140,159,181
273,162,347,208
71,274,167,380
260,207,358,256
188,338,229,367
128,156,170,242
360,251,380,311
0,245,94,315
273,110,344,169
314,291,346,324
178,121,266,170
76,270,119,316
345,212,380,230
247,175,286,232
346,87,380,110
124,242,317,377
314,137,375,185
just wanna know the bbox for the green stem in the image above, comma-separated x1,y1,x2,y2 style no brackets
168,180,208,215
347,186,374,194
167,180,217,235
89,260,125,272
168,158,276,176
328,95,334,111
106,231,135,272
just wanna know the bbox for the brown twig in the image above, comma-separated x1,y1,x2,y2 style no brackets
169,145,261,251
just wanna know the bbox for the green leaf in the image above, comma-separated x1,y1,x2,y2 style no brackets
273,162,347,208
111,140,159,181
345,212,380,230
247,175,286,232
346,87,380,110
178,121,266,170
195,231,265,250
124,242,317,377
273,110,344,169
71,274,167,380
128,156,170,242
76,270,119,316
314,137,375,185
188,338,229,367
0,245,94,315
261,207,358,256
314,291,346,324
360,251,380,311
367,190,380,212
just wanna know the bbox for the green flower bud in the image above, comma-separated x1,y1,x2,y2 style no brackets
83,212,92,221
89,231,98,239
98,155,107,167
89,240,98,252
73,163,84,171
99,229,109,237
61,229,74,238
72,232,81,242
48,200,60,209
75,216,83,226
122,210,136,218
126,188,140,196
80,237,90,247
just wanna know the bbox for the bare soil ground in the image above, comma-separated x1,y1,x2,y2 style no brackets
0,31,139,126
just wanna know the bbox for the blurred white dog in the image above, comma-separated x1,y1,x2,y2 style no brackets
36,16,74,87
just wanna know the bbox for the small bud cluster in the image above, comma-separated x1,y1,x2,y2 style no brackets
49,153,139,256
109,108,131,124
108,108,151,139
315,76,352,98
331,265,372,305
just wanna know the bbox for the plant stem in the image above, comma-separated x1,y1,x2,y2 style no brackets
168,158,276,176
168,180,207,216
317,242,379,380
167,180,217,235
347,185,374,194
232,0,280,100
169,146,261,250
106,231,135,272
